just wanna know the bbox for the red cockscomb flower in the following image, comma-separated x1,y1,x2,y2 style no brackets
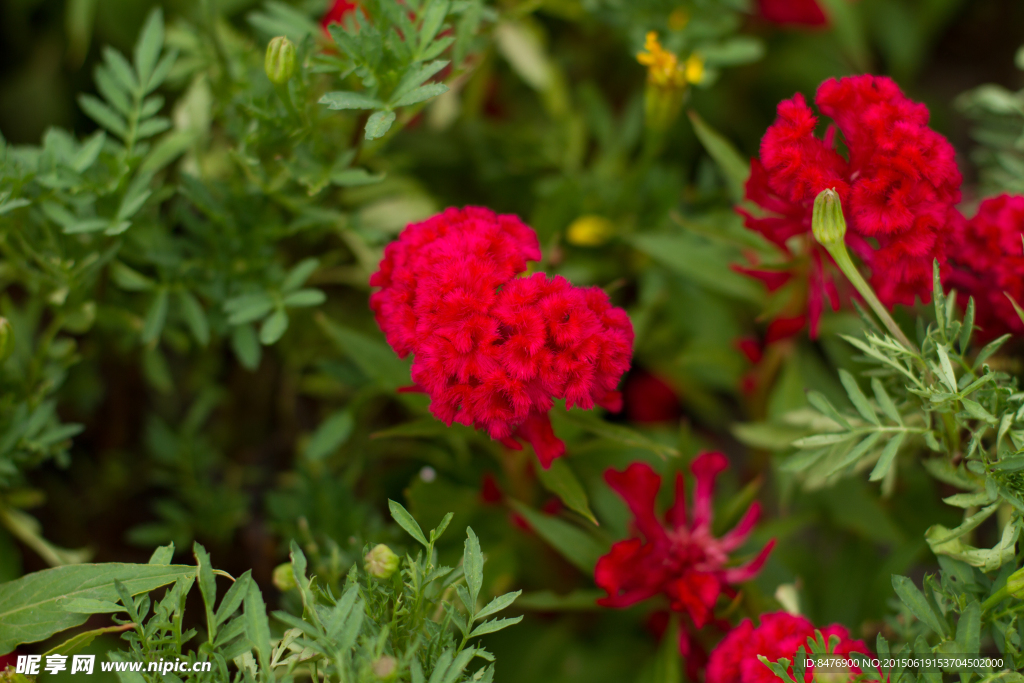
370,207,634,468
757,0,827,26
707,612,869,683
948,194,1024,341
738,75,962,337
596,454,774,654
624,370,681,424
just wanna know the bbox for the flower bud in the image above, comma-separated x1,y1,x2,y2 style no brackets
371,655,398,681
1007,566,1024,599
0,318,12,363
265,36,296,85
272,562,297,591
812,188,847,248
566,215,615,247
364,544,400,579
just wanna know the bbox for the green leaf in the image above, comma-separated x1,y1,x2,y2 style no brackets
389,499,429,548
78,94,128,138
891,574,949,638
962,398,997,424
244,580,272,673
148,543,174,565
316,315,410,390
508,501,604,573
552,409,678,459
417,0,451,54
868,432,905,482
935,344,958,392
73,131,106,172
871,379,903,426
134,8,164,90
391,83,449,108
304,410,354,461
687,110,750,203
975,334,1011,367
231,324,262,371
281,258,319,292
282,289,325,308
0,563,194,651
259,308,289,345
955,601,980,656
838,370,879,425
807,391,852,430
193,543,217,639
474,590,521,621
960,298,975,351
225,293,275,325
58,598,127,614
43,624,132,658
141,289,169,344
177,291,209,346
319,91,384,110
365,110,397,140
463,527,483,609
536,459,597,524
393,60,450,101
630,234,762,303
469,615,522,637
515,589,603,611
110,262,155,291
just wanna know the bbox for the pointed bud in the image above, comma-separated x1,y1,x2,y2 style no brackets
364,544,400,579
0,318,11,363
812,188,847,248
272,562,297,591
265,36,296,85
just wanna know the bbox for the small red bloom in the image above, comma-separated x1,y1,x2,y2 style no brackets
948,195,1024,341
738,75,962,336
624,370,681,424
321,0,358,32
707,611,869,683
370,207,634,468
757,0,827,26
0,652,17,671
596,454,774,646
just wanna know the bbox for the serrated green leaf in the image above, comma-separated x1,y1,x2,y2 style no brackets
391,82,449,107
469,615,522,638
474,590,521,621
464,527,483,609
389,499,429,548
320,91,384,110
365,110,397,140
891,574,949,638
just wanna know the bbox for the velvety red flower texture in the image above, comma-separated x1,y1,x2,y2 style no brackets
707,611,869,683
757,0,827,26
595,455,774,652
948,194,1024,341
369,207,634,468
321,0,358,30
739,75,962,336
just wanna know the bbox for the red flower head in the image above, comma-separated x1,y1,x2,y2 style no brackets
370,207,634,468
624,370,682,424
757,0,827,26
739,75,962,337
596,455,775,647
948,195,1024,341
707,611,869,683
321,0,358,32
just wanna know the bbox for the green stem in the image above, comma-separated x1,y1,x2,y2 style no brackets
823,239,918,353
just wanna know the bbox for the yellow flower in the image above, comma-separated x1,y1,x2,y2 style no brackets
684,53,705,85
566,215,615,246
637,32,686,88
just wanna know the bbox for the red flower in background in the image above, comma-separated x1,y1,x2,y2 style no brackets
738,75,962,337
370,207,634,468
757,0,827,26
596,454,774,654
948,194,1024,341
707,611,869,683
624,370,681,423
321,0,358,32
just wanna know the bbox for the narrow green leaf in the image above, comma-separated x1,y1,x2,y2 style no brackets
259,308,289,345
463,527,483,609
838,370,879,425
73,131,106,173
955,601,980,656
536,459,597,524
960,298,975,351
871,379,903,426
141,289,169,344
975,334,1011,367
508,501,604,573
244,581,271,673
365,110,396,140
193,543,217,640
177,291,209,346
474,591,521,621
215,570,251,628
282,289,325,308
822,431,882,477
43,624,131,658
869,432,905,482
281,258,319,292
962,398,997,424
134,8,164,89
417,0,451,54
891,575,948,638
79,95,128,138
388,499,429,548
147,543,174,565
320,91,383,110
515,589,604,611
391,82,449,108
231,324,262,371
687,110,750,202
552,409,678,459
469,615,522,638
304,410,354,461
316,315,410,389
936,344,958,392
807,391,852,430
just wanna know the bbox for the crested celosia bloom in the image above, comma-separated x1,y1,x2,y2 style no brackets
738,75,962,337
707,611,869,683
595,454,774,654
369,207,634,468
948,194,1024,341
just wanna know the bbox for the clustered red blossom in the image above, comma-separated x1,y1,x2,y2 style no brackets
596,454,775,656
707,612,869,683
321,0,357,31
369,207,633,467
738,74,962,337
948,194,1024,341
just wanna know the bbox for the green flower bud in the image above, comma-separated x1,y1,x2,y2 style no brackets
364,543,400,579
0,318,12,363
811,188,847,248
371,655,397,681
265,36,296,85
1007,566,1024,599
272,562,297,591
